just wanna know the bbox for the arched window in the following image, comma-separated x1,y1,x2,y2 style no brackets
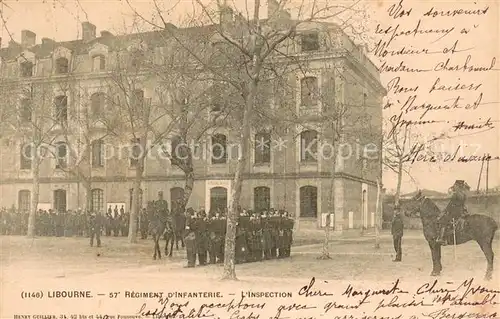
20,98,32,122
210,187,227,213
300,185,317,218
20,61,34,77
55,142,67,169
211,134,227,164
300,76,318,107
254,186,270,212
300,130,318,162
129,188,144,211
91,189,104,213
92,54,106,71
254,131,271,164
90,92,105,118
170,187,185,214
20,143,32,169
55,57,69,74
54,95,68,124
91,139,104,167
18,190,31,212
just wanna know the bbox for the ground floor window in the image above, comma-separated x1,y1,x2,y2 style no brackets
300,185,317,217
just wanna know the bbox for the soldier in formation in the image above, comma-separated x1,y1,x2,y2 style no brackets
183,208,294,267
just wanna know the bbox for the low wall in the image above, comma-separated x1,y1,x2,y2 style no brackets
383,193,500,229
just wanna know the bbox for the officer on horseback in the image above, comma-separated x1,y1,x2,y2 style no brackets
436,180,470,244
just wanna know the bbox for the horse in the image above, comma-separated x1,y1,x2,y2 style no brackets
164,212,186,257
147,202,173,260
405,190,498,280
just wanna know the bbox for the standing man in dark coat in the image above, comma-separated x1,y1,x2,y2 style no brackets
282,211,294,257
89,212,102,247
391,205,404,262
195,210,208,266
184,209,197,268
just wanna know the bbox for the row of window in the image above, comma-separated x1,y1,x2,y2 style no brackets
17,184,319,217
18,129,320,170
17,30,321,78
18,74,319,124
18,89,143,124
19,55,106,78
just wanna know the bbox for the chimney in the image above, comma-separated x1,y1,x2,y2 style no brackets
8,40,20,49
42,38,55,48
21,30,36,48
82,22,96,42
100,30,113,38
220,5,233,25
268,0,280,18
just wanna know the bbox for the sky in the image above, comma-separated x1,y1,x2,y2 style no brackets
1,0,499,194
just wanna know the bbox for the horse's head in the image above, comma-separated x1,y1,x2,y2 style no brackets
403,190,425,218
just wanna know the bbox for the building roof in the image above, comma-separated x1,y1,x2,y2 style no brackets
0,24,214,61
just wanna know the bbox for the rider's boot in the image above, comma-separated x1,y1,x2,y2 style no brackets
436,227,446,245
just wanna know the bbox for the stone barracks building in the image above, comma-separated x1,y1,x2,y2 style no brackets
0,4,385,232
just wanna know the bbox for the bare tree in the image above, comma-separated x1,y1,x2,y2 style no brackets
126,0,372,279
105,40,185,243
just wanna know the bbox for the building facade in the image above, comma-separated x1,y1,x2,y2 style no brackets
0,7,386,231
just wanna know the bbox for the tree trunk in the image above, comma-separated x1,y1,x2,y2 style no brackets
83,180,92,212
394,161,403,206
182,169,194,212
27,159,40,238
128,160,143,243
374,178,381,249
221,80,256,281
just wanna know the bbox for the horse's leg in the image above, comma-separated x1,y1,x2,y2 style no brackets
169,234,174,257
153,236,158,260
176,232,180,250
428,241,441,276
436,244,443,273
477,237,494,281
181,234,185,248
164,235,169,256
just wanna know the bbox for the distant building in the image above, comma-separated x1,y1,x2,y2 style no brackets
0,3,386,231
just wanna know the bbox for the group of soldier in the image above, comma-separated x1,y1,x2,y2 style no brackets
182,207,295,268
0,206,132,239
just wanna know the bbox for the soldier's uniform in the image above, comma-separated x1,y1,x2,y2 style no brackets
184,211,197,268
195,211,209,266
249,214,263,262
89,213,102,247
105,211,113,236
277,212,287,258
391,206,404,262
207,214,220,264
282,212,294,257
262,212,272,260
237,212,249,264
437,180,470,244
269,212,280,259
